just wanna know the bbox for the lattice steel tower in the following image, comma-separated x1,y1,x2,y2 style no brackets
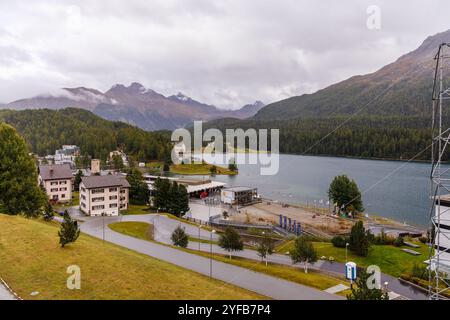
430,42,450,300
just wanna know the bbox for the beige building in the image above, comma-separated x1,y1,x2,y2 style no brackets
91,159,101,175
39,164,73,203
79,175,130,216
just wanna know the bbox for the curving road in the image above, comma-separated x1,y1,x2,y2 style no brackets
68,208,428,300
70,210,341,300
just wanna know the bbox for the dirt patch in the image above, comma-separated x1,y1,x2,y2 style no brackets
229,202,355,236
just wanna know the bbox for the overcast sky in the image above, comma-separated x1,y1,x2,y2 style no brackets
0,0,449,109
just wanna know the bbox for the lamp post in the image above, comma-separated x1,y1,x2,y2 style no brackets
262,231,268,266
210,229,216,277
198,225,201,251
101,212,106,241
345,242,349,262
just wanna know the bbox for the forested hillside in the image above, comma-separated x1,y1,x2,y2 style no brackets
0,108,172,162
205,115,442,161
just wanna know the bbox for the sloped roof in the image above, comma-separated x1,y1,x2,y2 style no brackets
39,164,73,181
81,175,130,189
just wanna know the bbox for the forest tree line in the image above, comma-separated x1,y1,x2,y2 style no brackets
0,108,173,162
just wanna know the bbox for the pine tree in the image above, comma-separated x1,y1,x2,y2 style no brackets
0,123,46,217
74,170,83,192
218,227,244,259
43,201,55,222
347,269,389,300
126,168,150,205
290,236,318,273
171,226,189,248
349,221,372,257
58,210,80,248
176,184,190,217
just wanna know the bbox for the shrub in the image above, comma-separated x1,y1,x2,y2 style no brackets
418,236,427,244
393,236,404,247
331,235,348,248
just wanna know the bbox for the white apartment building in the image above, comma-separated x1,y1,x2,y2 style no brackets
79,175,130,216
38,164,73,203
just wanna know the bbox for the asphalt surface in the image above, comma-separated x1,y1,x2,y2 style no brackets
68,208,428,300
0,282,16,300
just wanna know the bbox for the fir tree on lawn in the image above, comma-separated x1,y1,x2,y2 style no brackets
58,211,80,248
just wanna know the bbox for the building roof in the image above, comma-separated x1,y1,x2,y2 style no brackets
81,175,131,189
39,164,73,181
223,186,256,193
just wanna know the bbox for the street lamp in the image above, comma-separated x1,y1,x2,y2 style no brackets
210,229,216,277
198,225,202,251
345,243,349,262
101,212,107,241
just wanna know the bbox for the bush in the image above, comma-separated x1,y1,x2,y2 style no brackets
418,236,427,244
373,229,395,245
393,236,404,247
331,235,348,248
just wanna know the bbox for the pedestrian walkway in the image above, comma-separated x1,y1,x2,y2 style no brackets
0,281,17,300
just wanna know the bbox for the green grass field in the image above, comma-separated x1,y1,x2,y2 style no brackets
109,221,154,241
122,204,153,215
0,214,264,300
109,221,349,295
277,240,430,278
170,163,237,175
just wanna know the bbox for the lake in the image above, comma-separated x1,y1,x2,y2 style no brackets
182,154,440,227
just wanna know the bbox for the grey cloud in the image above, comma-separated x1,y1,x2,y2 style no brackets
0,0,450,108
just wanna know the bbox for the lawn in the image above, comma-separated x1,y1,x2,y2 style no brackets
0,214,264,300
170,163,237,175
109,221,350,295
276,240,430,278
122,204,153,215
109,221,154,241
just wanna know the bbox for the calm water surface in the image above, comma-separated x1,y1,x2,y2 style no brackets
182,154,443,227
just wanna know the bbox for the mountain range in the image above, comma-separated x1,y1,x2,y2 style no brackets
3,83,265,131
251,29,450,121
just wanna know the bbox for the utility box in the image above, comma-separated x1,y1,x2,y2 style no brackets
345,262,357,281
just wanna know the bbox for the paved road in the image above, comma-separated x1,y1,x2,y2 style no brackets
68,208,428,300
75,212,340,300
0,282,16,300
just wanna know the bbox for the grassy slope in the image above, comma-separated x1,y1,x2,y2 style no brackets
170,163,237,175
109,222,349,295
277,240,430,278
0,214,263,300
109,222,153,241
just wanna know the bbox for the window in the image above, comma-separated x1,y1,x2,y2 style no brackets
109,188,118,192
120,189,126,193
81,187,86,192
109,195,118,200
92,197,104,202
61,194,65,198
81,202,86,208
92,188,104,194
60,187,67,191
120,197,126,201
92,205,105,211
109,203,118,208
81,195,86,200
51,188,58,192
51,181,58,186
60,181,67,185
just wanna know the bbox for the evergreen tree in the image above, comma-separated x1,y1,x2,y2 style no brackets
171,226,189,248
328,175,363,213
256,233,275,266
209,165,217,175
74,170,83,192
126,168,150,205
218,227,244,259
347,269,389,300
176,184,190,217
112,154,124,171
58,210,80,248
153,177,171,211
290,236,318,273
0,123,46,217
43,201,55,222
349,221,372,257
